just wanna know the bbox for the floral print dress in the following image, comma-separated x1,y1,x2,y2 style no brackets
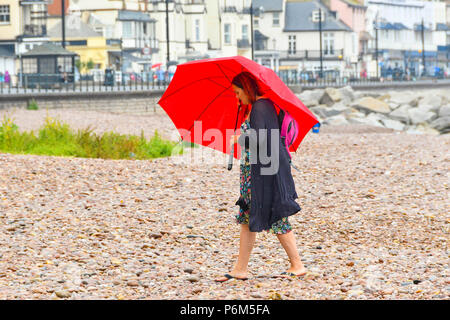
235,119,292,235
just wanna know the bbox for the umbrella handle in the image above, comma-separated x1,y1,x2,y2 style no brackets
228,143,234,171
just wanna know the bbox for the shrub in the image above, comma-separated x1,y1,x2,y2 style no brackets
0,116,187,160
27,99,39,110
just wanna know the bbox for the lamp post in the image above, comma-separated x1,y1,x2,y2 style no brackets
250,2,254,61
166,0,170,65
61,0,66,48
319,8,323,79
373,13,379,80
421,18,425,76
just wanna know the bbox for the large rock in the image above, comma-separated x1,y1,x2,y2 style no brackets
430,116,450,133
323,114,348,126
298,89,325,104
418,95,442,113
320,88,343,106
417,104,439,114
389,91,420,106
438,104,450,118
406,124,441,136
337,86,355,103
301,99,319,108
310,105,332,118
408,107,437,125
389,104,411,124
328,102,353,116
348,114,384,127
388,102,400,110
346,109,366,120
380,118,405,131
352,97,391,114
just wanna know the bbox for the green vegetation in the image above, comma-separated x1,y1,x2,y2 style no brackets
26,99,39,110
0,114,191,160
75,58,95,73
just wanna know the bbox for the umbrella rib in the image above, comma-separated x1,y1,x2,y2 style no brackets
158,75,229,104
214,62,233,83
206,77,231,90
187,84,232,132
215,62,243,80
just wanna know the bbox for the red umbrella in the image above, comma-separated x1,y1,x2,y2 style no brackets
158,56,318,160
151,63,162,69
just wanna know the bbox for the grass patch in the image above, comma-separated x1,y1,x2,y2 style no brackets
0,114,189,160
27,99,39,110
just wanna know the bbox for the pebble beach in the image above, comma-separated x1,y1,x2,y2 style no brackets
0,107,448,300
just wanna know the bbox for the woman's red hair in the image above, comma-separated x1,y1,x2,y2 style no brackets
232,72,262,121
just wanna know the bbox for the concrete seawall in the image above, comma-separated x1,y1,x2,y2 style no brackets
0,91,162,114
1,80,449,113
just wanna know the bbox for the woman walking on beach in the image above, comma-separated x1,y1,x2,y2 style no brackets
215,72,307,282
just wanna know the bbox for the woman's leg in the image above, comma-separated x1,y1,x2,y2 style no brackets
216,224,256,280
276,230,307,276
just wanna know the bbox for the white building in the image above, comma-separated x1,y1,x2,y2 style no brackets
253,0,356,80
366,0,449,75
74,0,158,72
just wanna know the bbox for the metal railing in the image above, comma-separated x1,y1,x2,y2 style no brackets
1,71,450,95
0,72,173,95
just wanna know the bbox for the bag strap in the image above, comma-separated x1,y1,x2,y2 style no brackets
256,97,300,173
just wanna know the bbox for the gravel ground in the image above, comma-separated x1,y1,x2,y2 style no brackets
0,108,449,300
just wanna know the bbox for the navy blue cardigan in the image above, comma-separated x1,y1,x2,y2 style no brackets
236,98,301,232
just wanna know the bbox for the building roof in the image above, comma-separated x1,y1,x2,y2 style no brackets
48,20,101,39
255,30,269,41
22,42,77,57
414,24,431,31
377,22,408,30
284,1,351,32
118,10,156,23
253,0,283,12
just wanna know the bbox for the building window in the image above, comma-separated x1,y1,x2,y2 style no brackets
242,24,248,40
39,57,55,74
224,23,231,44
195,19,200,41
23,58,38,74
273,12,280,27
288,35,296,54
57,57,73,73
0,5,10,23
323,32,335,56
123,21,132,38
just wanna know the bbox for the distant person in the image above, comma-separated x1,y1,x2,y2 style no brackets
4,70,10,85
406,67,411,81
157,68,165,86
58,66,64,83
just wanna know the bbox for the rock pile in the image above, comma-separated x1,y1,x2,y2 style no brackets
298,87,450,135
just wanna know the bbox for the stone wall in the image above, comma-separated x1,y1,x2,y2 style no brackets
0,91,163,115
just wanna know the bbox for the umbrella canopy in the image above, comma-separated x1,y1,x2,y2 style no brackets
151,63,162,69
158,56,318,160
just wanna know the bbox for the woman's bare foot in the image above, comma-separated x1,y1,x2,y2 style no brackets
215,270,248,282
286,266,307,276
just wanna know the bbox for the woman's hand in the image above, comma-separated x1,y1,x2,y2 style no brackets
230,134,240,145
